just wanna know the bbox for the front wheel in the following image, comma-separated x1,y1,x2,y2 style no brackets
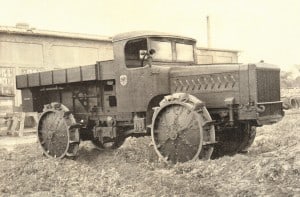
151,93,215,164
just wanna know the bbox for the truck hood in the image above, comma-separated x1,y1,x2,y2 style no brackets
153,64,242,108
168,64,241,77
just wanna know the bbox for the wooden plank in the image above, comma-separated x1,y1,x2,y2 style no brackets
53,69,67,84
18,112,26,136
40,71,53,86
9,116,19,132
81,65,97,81
67,67,81,83
28,73,40,87
2,112,38,136
16,75,28,89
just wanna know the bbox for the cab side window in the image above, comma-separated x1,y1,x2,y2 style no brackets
125,38,147,68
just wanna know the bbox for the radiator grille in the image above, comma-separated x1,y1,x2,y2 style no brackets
256,69,282,117
256,69,280,102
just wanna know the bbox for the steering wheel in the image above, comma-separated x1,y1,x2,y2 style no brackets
141,53,149,67
140,49,155,67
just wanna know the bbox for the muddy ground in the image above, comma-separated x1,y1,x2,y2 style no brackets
0,112,299,196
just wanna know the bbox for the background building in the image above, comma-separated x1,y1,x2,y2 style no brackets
0,24,238,113
196,47,238,64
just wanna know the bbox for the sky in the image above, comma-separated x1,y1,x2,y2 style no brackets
0,0,300,72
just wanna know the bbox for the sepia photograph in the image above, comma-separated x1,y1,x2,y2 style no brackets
0,0,299,196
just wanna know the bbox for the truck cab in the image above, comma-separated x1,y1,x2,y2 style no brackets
112,32,197,113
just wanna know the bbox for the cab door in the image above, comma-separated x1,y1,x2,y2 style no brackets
115,38,154,112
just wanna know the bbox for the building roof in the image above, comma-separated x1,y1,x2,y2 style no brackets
0,24,112,42
112,31,196,42
197,47,240,53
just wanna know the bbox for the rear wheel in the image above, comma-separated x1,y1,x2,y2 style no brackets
151,93,215,164
237,124,256,152
38,103,80,158
212,122,256,158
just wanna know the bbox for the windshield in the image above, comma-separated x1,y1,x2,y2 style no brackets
150,39,194,62
150,40,172,61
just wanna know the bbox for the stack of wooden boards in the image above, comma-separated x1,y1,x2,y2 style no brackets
0,112,38,136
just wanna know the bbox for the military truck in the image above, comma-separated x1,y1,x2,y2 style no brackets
16,31,284,163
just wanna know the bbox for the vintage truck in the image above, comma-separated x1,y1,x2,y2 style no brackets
16,31,284,163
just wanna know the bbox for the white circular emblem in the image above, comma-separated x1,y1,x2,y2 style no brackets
120,75,128,86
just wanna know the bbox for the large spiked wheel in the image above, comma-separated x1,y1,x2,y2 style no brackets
151,93,215,164
38,103,80,158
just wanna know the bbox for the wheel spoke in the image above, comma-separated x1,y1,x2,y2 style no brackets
155,124,170,143
175,137,198,162
159,139,176,162
178,128,200,146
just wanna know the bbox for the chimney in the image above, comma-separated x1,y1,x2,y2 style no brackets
206,16,211,48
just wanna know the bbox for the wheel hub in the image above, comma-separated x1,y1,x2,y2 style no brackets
169,130,178,140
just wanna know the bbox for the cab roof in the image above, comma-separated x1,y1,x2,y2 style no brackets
112,31,196,42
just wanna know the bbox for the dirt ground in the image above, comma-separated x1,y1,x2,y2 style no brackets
0,112,299,196
0,135,36,151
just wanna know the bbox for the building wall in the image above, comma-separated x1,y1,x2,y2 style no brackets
196,48,238,64
0,33,113,112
